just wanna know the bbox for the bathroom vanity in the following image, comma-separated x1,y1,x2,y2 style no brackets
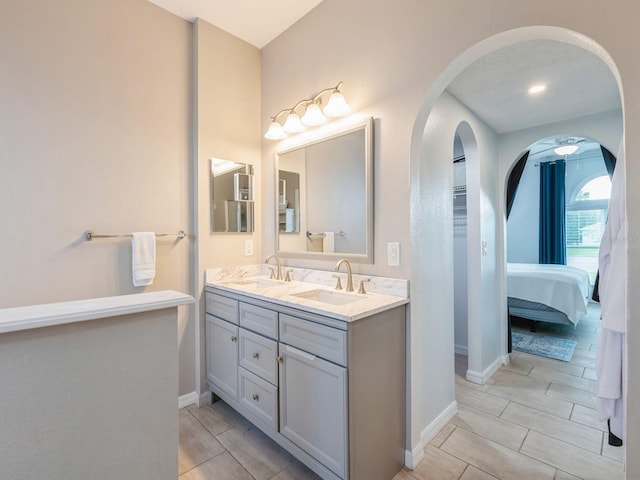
205,267,408,480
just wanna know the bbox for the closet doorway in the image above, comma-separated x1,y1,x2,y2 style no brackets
453,131,468,376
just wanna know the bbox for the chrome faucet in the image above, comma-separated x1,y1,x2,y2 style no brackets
265,255,282,280
334,259,354,292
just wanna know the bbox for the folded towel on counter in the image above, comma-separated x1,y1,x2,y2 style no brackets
323,231,335,253
132,232,156,286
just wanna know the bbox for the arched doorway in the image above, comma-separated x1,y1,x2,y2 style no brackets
407,27,625,472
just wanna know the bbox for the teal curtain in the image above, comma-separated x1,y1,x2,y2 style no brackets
506,151,530,219
539,159,566,265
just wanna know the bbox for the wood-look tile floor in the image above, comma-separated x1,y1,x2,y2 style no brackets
179,303,624,480
178,399,320,480
395,302,625,480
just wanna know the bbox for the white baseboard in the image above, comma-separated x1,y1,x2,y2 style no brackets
198,391,211,407
405,400,457,469
178,391,199,409
466,354,508,385
405,443,425,470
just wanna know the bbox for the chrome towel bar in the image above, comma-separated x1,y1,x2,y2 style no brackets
85,230,186,241
306,230,346,238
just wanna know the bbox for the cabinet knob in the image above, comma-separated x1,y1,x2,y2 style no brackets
231,335,237,342
252,352,260,359
277,356,284,364
252,394,259,401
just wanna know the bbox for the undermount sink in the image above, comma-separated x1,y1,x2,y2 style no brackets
290,289,362,305
229,278,287,289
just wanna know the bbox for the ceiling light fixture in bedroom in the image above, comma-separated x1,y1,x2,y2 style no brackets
528,84,547,94
264,82,351,140
554,144,579,156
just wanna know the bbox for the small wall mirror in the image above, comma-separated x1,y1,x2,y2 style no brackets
276,117,373,262
210,158,254,233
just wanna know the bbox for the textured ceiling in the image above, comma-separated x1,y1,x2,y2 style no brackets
146,4,620,147
146,0,324,48
447,40,621,134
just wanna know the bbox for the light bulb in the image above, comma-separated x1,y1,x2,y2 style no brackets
323,91,351,117
282,112,305,133
301,103,327,126
264,120,287,140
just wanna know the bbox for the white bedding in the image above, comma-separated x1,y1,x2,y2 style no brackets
507,263,590,325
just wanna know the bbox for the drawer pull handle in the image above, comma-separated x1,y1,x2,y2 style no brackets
252,352,260,359
252,394,259,401
231,336,237,342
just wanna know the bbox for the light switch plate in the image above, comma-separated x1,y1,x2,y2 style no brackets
244,239,253,256
388,242,400,266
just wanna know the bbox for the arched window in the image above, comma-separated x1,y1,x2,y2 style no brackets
575,175,612,201
566,175,611,281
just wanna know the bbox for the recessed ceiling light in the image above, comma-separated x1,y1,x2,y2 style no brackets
528,84,547,94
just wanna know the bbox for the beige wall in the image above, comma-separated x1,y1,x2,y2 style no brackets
0,0,195,395
0,307,180,479
261,0,640,473
194,19,261,395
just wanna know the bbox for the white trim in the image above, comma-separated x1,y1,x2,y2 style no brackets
178,391,199,410
199,391,211,407
420,400,457,446
405,400,458,470
466,355,508,385
404,444,425,470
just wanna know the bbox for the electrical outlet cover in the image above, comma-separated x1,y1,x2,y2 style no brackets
387,242,400,266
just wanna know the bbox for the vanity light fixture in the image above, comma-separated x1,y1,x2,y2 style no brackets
301,103,327,126
282,111,305,133
264,81,351,140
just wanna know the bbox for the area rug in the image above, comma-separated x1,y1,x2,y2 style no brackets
512,331,577,362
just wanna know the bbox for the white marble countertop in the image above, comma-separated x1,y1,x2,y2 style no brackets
0,290,194,334
206,267,409,322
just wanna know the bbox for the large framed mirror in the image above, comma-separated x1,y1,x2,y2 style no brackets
210,158,254,233
275,117,373,262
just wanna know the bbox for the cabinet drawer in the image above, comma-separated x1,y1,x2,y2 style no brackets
239,329,278,385
238,367,278,430
206,292,239,324
279,314,347,366
239,303,278,339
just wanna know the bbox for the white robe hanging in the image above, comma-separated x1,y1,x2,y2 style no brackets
596,140,627,440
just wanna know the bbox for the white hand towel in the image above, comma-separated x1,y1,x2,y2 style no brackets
323,231,335,253
132,232,156,286
285,209,294,232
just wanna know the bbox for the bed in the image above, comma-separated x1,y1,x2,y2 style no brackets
507,263,590,328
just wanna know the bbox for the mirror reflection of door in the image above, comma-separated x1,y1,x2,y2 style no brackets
278,170,300,233
210,158,255,233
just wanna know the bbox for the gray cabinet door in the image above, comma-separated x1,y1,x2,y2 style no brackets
279,344,347,478
206,314,239,400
